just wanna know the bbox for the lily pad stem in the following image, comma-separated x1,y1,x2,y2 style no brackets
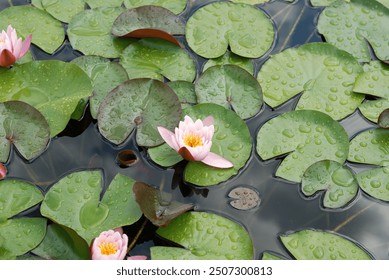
127,218,148,254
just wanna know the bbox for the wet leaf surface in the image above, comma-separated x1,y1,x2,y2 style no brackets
123,0,187,14
203,51,254,75
167,81,197,109
151,212,253,259
356,166,389,202
261,251,286,260
228,186,260,210
40,0,85,23
148,143,183,167
85,0,123,8
378,108,389,128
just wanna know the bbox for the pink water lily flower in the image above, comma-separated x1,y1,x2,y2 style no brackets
91,230,128,260
157,115,233,168
0,25,32,67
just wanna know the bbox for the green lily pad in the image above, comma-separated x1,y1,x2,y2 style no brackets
354,69,389,123
0,61,92,136
40,170,142,244
317,0,389,62
257,42,364,120
356,166,389,202
0,218,47,260
68,7,135,58
0,101,50,162
167,81,197,109
256,110,349,182
0,6,64,54
71,56,129,119
186,2,274,58
280,229,372,259
151,212,253,260
195,65,263,119
120,38,196,82
301,160,358,209
148,143,183,167
363,60,389,72
184,104,252,186
31,0,44,9
40,0,85,23
378,109,389,128
261,251,286,260
203,51,254,75
123,0,187,14
311,0,389,8
85,0,123,8
98,78,181,146
348,128,389,166
32,223,90,260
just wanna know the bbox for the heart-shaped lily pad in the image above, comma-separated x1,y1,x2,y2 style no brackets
195,65,263,119
203,51,254,75
85,0,123,8
97,78,181,146
40,170,142,244
378,109,389,128
256,110,349,182
356,166,389,202
348,128,389,166
68,7,135,58
167,81,197,109
0,5,64,54
40,0,85,23
228,186,260,210
317,0,389,62
123,0,187,14
0,61,92,136
257,42,364,120
301,160,358,209
151,212,253,260
0,101,50,162
186,2,274,58
71,56,129,119
120,38,196,82
354,69,389,123
280,229,372,259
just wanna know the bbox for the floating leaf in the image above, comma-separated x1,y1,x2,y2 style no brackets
228,186,260,210
112,6,185,46
348,128,389,166
0,6,64,54
280,229,372,259
356,166,389,202
71,56,128,119
317,0,389,62
123,0,187,14
203,51,254,75
196,65,263,119
97,79,181,146
85,0,123,8
68,7,134,58
311,0,389,8
301,160,358,209
257,42,364,120
148,143,183,167
256,110,349,182
363,60,389,72
41,0,85,23
32,223,90,260
0,61,92,136
40,170,142,244
167,81,197,109
31,0,44,9
186,2,274,58
261,251,286,260
378,109,389,128
151,212,253,260
354,69,389,123
133,182,194,227
120,38,196,82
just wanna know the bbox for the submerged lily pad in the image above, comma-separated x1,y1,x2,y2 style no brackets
280,229,372,259
0,6,64,54
354,69,389,123
317,0,389,62
203,51,254,75
356,166,389,202
186,2,274,58
68,7,134,58
195,65,263,119
71,56,129,119
348,128,389,166
151,212,253,260
41,170,142,244
256,110,349,182
257,42,364,120
0,61,92,136
0,101,50,162
378,109,389,128
123,0,187,14
40,0,85,23
85,0,123,8
120,38,196,82
228,186,261,210
167,81,197,109
301,160,358,209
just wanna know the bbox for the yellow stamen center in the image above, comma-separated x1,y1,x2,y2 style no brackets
183,133,203,148
99,242,118,255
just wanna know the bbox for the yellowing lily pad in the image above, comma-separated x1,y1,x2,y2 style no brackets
203,51,254,75
123,0,187,14
186,2,274,58
151,212,253,260
256,110,349,182
356,166,389,202
257,42,364,120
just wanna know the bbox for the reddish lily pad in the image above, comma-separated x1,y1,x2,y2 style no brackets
123,0,187,14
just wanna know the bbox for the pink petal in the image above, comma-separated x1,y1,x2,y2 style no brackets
202,115,214,127
0,163,6,179
0,49,16,67
127,255,147,260
157,126,179,151
201,152,233,168
18,34,31,58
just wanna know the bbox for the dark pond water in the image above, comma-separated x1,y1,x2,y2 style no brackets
3,0,389,259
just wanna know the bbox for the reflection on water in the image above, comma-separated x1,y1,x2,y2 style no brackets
4,0,389,259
